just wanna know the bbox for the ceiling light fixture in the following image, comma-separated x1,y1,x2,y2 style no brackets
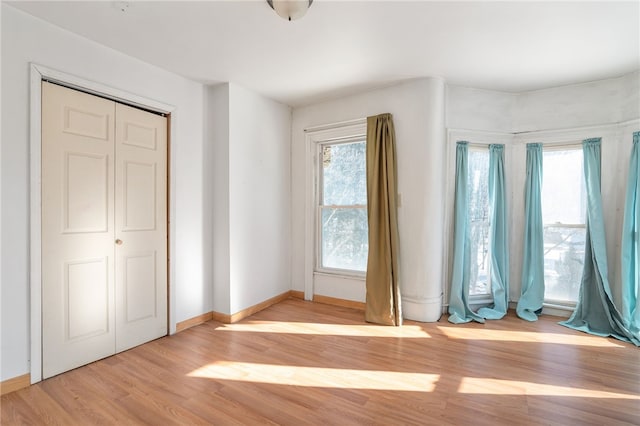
267,0,313,21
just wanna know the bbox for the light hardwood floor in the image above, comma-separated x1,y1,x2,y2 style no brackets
2,298,639,425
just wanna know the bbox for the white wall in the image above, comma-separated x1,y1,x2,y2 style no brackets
207,83,292,315
1,5,209,381
514,72,640,133
229,83,292,313
446,86,515,133
207,84,231,315
292,78,447,322
447,72,640,133
620,72,640,122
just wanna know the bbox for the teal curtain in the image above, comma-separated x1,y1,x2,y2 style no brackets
517,143,545,321
478,145,509,319
448,141,484,324
621,132,640,340
560,138,639,345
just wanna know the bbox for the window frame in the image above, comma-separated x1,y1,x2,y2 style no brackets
445,130,514,311
304,120,368,300
541,143,586,307
315,137,368,277
467,145,493,299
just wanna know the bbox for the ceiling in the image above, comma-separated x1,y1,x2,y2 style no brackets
7,1,640,107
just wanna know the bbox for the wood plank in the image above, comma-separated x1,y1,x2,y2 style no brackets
2,299,639,425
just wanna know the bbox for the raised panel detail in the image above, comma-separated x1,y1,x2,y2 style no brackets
63,106,109,140
123,161,156,231
64,153,108,233
124,252,156,323
123,122,157,150
66,258,109,340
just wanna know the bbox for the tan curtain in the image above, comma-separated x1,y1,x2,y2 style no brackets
365,113,402,326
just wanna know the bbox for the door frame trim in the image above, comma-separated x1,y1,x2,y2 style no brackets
29,63,177,384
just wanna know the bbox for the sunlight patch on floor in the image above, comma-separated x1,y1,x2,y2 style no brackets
437,327,624,347
214,321,431,338
188,361,439,391
457,377,640,399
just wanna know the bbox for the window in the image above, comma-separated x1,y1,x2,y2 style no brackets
542,147,587,304
468,148,491,297
317,140,368,274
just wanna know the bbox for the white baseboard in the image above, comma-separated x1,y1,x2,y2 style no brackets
403,295,443,322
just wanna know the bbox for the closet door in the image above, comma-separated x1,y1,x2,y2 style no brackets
114,103,167,352
42,82,168,378
42,82,116,378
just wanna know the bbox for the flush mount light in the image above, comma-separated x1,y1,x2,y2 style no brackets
267,0,314,21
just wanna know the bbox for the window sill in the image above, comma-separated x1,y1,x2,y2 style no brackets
541,302,574,319
543,301,576,311
313,270,366,281
469,296,494,305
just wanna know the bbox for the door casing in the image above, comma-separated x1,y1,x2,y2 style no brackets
29,63,177,384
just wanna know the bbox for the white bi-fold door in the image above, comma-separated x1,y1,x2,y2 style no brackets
41,82,167,378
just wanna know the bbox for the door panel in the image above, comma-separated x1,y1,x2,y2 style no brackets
123,161,156,231
63,105,110,140
65,257,109,340
123,252,157,322
122,121,158,150
115,102,167,352
42,82,116,378
64,152,109,233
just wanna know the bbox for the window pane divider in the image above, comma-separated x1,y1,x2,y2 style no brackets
318,136,366,146
314,269,366,279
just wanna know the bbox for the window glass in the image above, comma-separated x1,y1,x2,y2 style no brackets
542,148,586,303
468,149,490,296
321,142,366,206
319,141,368,273
321,208,368,271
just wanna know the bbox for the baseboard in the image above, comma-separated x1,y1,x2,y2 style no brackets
175,311,214,332
1,373,30,396
403,295,443,322
211,311,231,323
313,294,365,311
289,290,305,300
228,291,292,323
175,290,364,330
